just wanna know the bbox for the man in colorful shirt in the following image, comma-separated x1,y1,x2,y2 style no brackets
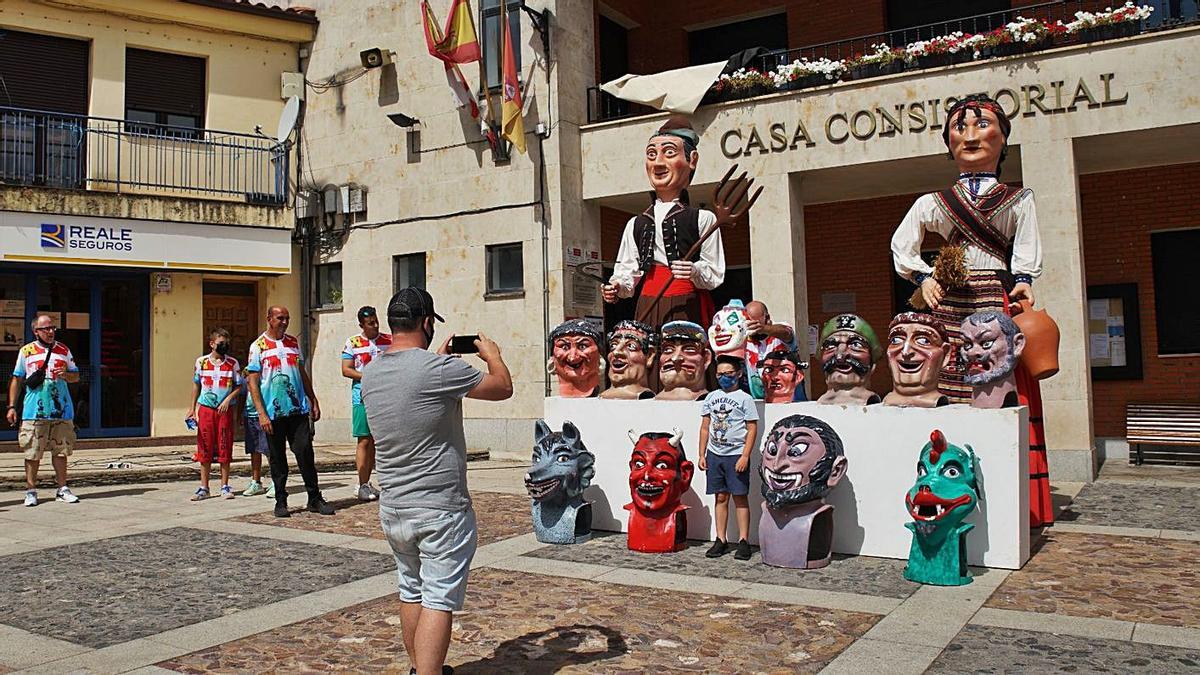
246,305,334,518
5,314,81,506
186,328,243,501
341,306,392,501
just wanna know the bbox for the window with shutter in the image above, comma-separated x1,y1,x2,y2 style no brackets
124,48,206,138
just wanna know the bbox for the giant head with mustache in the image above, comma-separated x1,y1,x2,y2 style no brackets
960,310,1025,409
655,320,711,401
547,319,605,398
817,314,882,406
599,320,658,400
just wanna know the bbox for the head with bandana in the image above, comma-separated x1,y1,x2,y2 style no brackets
942,93,1011,178
645,115,700,203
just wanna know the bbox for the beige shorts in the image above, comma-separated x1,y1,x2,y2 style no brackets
19,419,76,461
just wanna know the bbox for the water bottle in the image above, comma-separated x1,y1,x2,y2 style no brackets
186,417,197,431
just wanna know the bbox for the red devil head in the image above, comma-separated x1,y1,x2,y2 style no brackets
628,429,694,517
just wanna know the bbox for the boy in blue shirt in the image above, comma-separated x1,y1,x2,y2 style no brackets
698,355,759,560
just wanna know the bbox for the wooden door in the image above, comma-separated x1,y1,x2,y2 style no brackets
202,291,258,369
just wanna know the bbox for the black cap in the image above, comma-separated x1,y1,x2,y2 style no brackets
357,306,377,321
388,287,444,322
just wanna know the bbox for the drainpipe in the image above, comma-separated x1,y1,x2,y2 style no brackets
295,49,313,359
537,132,550,397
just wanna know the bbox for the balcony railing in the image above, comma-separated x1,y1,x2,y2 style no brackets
0,106,289,205
587,0,1199,123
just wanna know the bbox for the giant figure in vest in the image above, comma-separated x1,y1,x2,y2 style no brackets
889,93,1053,527
602,115,725,330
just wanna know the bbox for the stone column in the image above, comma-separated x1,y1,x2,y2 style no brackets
749,172,809,391
1019,139,1095,482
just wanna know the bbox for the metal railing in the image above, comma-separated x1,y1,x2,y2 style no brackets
586,0,1199,123
0,106,289,204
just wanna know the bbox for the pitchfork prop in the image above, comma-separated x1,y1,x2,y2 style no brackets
635,164,763,324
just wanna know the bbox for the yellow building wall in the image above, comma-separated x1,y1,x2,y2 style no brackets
149,273,204,436
0,0,306,138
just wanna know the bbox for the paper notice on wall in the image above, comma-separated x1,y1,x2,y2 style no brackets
1088,299,1109,320
66,312,89,330
822,292,856,313
807,324,819,356
0,319,22,345
0,299,23,318
1089,334,1110,360
1109,337,1127,367
571,272,600,310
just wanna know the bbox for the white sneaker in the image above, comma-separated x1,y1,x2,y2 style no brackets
356,484,378,502
368,483,380,499
24,490,37,507
56,486,80,504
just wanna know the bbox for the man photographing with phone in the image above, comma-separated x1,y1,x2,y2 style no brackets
361,287,512,675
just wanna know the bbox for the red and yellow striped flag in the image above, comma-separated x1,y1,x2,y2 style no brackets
500,0,525,154
421,0,481,64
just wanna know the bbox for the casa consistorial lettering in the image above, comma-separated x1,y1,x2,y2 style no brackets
720,73,1127,158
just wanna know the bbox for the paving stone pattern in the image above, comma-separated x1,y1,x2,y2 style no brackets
1059,482,1200,531
927,625,1200,674
233,491,533,546
0,527,393,648
159,567,879,674
986,532,1200,627
526,531,920,599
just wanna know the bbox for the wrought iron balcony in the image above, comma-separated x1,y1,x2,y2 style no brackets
587,0,1199,124
0,106,289,205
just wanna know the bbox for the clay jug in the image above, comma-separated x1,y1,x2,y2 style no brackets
1012,300,1060,380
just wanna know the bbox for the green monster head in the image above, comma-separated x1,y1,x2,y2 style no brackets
905,430,978,541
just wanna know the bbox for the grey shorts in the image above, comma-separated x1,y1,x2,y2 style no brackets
379,504,477,612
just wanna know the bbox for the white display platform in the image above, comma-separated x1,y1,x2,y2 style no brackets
542,398,1030,569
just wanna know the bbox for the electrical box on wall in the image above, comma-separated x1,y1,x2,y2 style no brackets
281,72,305,101
295,190,317,218
347,185,367,214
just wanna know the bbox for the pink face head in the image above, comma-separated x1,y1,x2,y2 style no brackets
549,320,604,397
760,351,804,403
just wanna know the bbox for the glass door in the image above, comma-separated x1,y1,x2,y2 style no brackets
35,275,94,431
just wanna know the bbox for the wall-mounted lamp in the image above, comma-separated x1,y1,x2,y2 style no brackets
388,113,421,163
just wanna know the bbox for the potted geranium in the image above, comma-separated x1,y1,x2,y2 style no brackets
844,44,906,80
1067,2,1153,43
905,32,976,70
772,57,844,91
1001,16,1055,54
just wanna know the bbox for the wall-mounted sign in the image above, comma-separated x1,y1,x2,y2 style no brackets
154,273,173,294
0,212,293,274
1088,283,1142,381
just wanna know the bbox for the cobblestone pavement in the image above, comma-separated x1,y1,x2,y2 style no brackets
233,491,533,546
1,462,1199,673
0,527,393,648
985,531,1200,627
927,625,1200,673
1058,482,1200,531
160,567,880,674
528,531,920,599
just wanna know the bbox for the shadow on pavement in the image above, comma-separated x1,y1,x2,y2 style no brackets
455,624,628,674
0,486,156,509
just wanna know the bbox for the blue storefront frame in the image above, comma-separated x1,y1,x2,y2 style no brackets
0,265,150,440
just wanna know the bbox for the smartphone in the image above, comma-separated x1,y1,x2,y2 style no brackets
450,334,480,354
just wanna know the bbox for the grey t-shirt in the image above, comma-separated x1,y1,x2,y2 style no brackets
361,348,483,511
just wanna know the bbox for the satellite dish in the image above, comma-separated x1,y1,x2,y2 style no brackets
276,95,300,143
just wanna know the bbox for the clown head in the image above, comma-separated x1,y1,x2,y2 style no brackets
819,314,882,393
760,350,805,404
906,430,979,539
627,429,694,517
645,115,699,203
548,319,604,398
760,415,847,509
656,321,711,400
885,312,952,405
708,300,750,357
943,94,1011,177
960,311,1025,386
603,320,657,396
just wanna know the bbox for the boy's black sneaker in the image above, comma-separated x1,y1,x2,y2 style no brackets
734,538,752,561
273,504,291,518
307,498,336,516
705,539,728,558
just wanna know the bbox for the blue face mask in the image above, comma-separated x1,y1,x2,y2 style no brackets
717,374,739,390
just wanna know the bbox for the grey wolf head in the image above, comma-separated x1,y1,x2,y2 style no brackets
528,420,596,504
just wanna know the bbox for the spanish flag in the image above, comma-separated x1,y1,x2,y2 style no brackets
421,0,481,64
500,0,525,154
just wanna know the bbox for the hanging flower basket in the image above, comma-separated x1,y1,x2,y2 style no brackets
779,73,829,91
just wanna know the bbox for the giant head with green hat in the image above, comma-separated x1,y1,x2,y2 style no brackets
817,314,883,406
645,115,700,204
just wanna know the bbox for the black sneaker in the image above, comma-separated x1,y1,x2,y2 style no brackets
307,498,336,516
409,666,454,674
734,538,752,561
273,504,291,518
705,539,728,558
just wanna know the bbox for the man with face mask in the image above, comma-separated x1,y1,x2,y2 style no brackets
602,115,725,328
7,315,81,507
361,287,513,675
187,328,243,501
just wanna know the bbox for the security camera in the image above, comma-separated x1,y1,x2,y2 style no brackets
359,48,392,69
